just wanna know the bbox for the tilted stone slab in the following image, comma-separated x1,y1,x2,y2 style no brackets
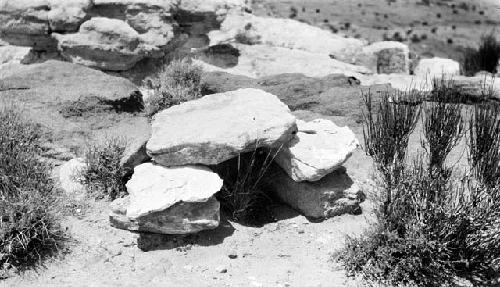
275,119,359,182
147,88,297,166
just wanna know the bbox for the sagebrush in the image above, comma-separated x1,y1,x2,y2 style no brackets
143,58,204,116
0,104,64,276
463,33,500,76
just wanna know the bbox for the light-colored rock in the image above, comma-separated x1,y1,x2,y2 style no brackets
109,163,222,234
48,0,92,32
147,88,297,166
275,119,359,182
356,41,410,74
209,12,366,63
414,57,460,78
58,158,87,196
0,45,31,70
194,44,371,78
264,165,365,218
53,17,165,70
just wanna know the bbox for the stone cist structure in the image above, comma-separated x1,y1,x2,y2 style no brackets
109,88,364,234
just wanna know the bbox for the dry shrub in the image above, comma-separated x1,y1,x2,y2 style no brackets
143,58,204,116
80,137,129,200
463,33,500,76
214,146,280,225
0,104,64,276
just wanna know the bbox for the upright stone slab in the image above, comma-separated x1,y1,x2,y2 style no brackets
146,88,297,166
414,57,460,78
275,119,359,182
110,163,223,234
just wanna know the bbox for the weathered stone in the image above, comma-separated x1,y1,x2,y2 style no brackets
414,57,460,78
53,17,164,70
147,88,297,166
264,165,364,218
275,119,359,182
355,41,410,74
209,12,366,63
195,43,371,79
48,0,92,32
58,158,87,197
110,163,222,234
0,45,32,70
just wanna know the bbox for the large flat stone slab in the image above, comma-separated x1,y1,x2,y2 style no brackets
109,163,223,234
147,88,297,166
275,119,359,182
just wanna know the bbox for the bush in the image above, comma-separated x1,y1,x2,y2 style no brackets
0,104,64,275
214,146,280,225
80,137,128,200
143,58,204,116
463,34,500,76
361,89,421,212
339,85,500,286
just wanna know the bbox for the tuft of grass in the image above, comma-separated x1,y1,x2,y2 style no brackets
463,33,500,76
214,146,281,225
80,137,129,200
0,104,64,276
143,58,204,116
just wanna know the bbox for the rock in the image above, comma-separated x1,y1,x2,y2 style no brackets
275,119,359,182
147,88,297,166
58,158,87,197
414,57,460,78
195,44,371,78
0,45,31,71
48,0,92,32
356,41,410,74
53,17,165,71
110,163,223,234
121,139,151,171
209,12,366,63
216,266,228,273
264,165,365,218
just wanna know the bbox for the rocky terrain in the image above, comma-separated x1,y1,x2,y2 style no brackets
0,0,499,286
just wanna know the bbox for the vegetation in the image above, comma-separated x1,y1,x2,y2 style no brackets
143,58,204,116
338,83,500,286
0,104,64,276
463,33,500,76
215,146,281,225
80,137,129,200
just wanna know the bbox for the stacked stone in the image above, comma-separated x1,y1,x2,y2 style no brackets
109,88,364,235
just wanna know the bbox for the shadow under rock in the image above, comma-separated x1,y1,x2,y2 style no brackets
137,216,235,252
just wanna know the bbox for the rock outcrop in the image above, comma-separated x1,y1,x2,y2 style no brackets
356,41,410,74
194,43,371,78
209,11,366,63
275,119,359,182
0,0,249,70
110,163,222,234
146,88,297,166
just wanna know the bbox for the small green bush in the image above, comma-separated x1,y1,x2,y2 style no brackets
0,104,64,275
143,58,204,116
80,137,128,200
463,33,500,76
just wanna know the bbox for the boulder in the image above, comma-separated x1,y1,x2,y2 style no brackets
48,0,92,32
0,45,32,70
109,163,222,234
275,119,359,182
195,44,371,78
58,158,87,197
209,12,365,63
355,41,410,74
147,88,297,166
414,57,460,78
264,165,364,218
53,17,165,70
